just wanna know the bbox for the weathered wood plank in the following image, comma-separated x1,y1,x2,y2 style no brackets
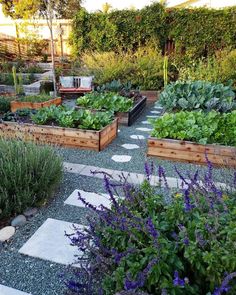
147,138,236,167
0,119,118,151
10,97,62,112
148,138,235,157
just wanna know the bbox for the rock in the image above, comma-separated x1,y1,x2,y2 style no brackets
11,215,27,227
0,226,15,242
23,208,38,218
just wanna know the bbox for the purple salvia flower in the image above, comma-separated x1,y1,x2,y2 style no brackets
183,189,194,212
173,271,186,287
146,217,159,240
145,162,151,181
158,166,169,188
213,272,236,295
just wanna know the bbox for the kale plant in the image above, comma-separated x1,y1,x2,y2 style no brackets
159,81,236,112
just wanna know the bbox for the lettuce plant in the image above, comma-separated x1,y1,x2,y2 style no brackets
77,92,133,112
30,105,113,130
150,110,236,146
66,162,236,294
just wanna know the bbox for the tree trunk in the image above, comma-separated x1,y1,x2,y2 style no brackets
49,26,57,97
47,0,57,97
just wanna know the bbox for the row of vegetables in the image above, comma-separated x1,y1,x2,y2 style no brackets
151,80,236,147
0,80,141,131
1,79,235,148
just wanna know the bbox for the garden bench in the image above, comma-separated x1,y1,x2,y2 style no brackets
59,76,93,98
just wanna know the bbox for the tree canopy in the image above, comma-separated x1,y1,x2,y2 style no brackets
0,0,82,19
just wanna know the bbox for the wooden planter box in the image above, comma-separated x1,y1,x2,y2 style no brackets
10,97,62,112
0,119,118,151
76,96,147,126
140,91,160,103
147,138,236,167
116,96,147,126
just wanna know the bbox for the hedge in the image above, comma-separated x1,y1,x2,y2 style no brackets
70,3,236,59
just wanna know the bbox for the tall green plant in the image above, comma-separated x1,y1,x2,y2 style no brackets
163,55,168,86
12,66,18,94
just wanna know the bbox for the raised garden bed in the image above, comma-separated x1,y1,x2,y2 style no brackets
116,96,147,126
76,96,147,126
147,137,236,167
10,97,62,112
0,118,118,151
140,90,159,103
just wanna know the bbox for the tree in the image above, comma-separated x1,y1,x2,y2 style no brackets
102,2,112,14
0,0,82,96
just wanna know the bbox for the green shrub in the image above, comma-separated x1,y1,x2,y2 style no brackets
81,51,134,85
221,49,236,85
81,47,164,90
68,164,236,294
150,110,236,146
178,58,222,83
77,92,133,112
71,5,236,59
159,80,236,112
0,139,62,218
0,96,11,113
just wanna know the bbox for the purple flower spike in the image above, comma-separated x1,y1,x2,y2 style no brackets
173,271,186,287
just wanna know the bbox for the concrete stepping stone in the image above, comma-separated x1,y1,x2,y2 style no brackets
19,218,84,266
150,110,161,114
121,144,140,150
130,135,145,140
64,189,111,209
146,115,159,118
0,226,15,242
111,155,132,163
154,106,163,110
136,127,152,132
141,121,151,124
0,285,31,295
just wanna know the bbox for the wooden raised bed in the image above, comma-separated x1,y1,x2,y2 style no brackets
0,119,118,151
147,138,236,167
10,97,62,112
140,90,160,103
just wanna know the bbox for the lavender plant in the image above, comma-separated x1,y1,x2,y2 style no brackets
67,163,236,295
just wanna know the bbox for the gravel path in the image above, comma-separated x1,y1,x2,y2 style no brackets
0,100,232,295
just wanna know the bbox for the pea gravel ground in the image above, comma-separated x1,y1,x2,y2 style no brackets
0,101,233,295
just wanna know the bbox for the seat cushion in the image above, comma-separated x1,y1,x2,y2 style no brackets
79,76,93,88
59,76,74,88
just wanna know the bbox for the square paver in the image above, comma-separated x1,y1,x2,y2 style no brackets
19,218,84,266
64,189,111,209
63,162,86,174
0,285,31,295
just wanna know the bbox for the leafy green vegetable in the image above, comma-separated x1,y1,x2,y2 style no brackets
31,105,114,130
159,80,236,112
150,111,236,146
17,94,52,103
77,92,133,112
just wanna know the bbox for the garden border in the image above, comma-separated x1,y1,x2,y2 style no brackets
0,119,118,151
10,97,62,112
147,137,236,167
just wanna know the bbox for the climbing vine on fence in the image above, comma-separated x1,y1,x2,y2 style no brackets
70,3,236,59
